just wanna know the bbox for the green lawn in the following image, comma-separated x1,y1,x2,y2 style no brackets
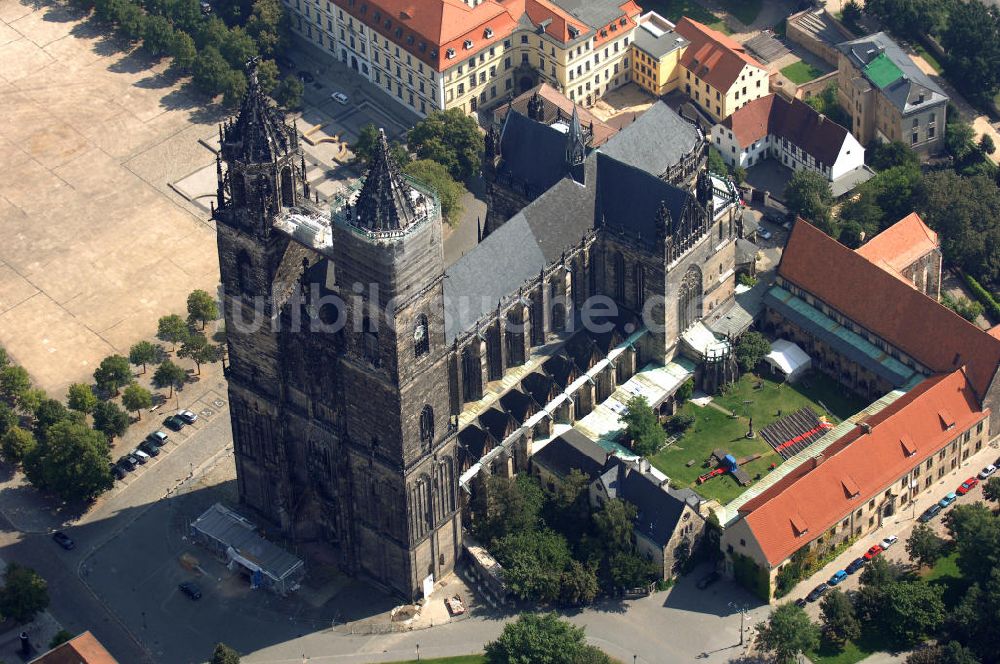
717,0,761,26
641,0,732,33
913,44,944,74
650,373,867,505
781,60,828,84
808,639,872,664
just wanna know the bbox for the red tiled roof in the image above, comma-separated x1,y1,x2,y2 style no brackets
674,17,766,92
778,220,1000,399
990,324,1000,340
720,94,851,167
31,631,118,664
856,212,939,278
334,0,519,71
741,370,987,566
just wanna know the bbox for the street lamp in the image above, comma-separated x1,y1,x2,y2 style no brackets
728,601,750,646
416,643,420,661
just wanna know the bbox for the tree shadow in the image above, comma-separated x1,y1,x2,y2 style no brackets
39,2,89,23
107,48,156,75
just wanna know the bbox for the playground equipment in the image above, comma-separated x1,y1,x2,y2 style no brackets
697,451,759,486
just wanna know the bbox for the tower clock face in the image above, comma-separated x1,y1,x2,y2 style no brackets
414,325,426,342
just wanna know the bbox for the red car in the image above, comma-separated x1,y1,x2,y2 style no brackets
863,545,883,561
957,477,978,495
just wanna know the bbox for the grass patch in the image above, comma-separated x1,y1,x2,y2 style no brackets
913,44,944,74
781,60,827,84
718,0,761,26
650,373,867,505
390,657,485,664
641,0,731,33
808,639,873,664
922,549,970,608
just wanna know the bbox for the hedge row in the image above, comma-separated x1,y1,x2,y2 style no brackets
961,271,1000,322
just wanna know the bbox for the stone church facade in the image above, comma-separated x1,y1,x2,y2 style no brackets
214,66,743,600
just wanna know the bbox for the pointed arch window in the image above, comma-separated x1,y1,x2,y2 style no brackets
237,251,253,295
280,166,294,207
420,405,434,450
362,316,380,367
613,251,626,302
414,314,429,357
462,346,483,402
635,262,645,310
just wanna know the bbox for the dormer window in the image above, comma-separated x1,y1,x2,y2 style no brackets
464,39,473,49
384,19,391,28
568,25,579,39
373,10,380,20
431,49,439,58
418,41,426,51
407,35,414,45
484,27,493,39
620,17,627,26
446,48,456,59
395,28,402,38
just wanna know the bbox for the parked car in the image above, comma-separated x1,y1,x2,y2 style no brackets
696,571,721,590
957,477,978,495
164,415,186,431
939,492,958,508
863,545,883,561
52,531,74,550
806,583,829,602
757,228,772,241
846,557,866,574
147,431,168,446
275,55,296,70
978,464,997,480
880,535,898,550
297,70,314,83
199,1,211,14
132,448,150,465
139,440,160,457
919,503,943,522
119,454,138,471
331,91,349,104
178,409,198,424
178,581,202,600
828,570,848,586
794,597,807,608
111,463,126,480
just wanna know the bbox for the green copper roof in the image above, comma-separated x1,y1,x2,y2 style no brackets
864,53,903,89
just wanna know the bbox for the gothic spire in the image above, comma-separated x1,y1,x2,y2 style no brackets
222,57,294,165
567,105,586,167
353,128,418,233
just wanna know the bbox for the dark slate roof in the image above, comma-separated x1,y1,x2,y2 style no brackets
353,129,419,232
223,63,295,165
518,161,597,263
595,152,692,239
836,32,948,114
550,0,630,28
598,102,701,177
458,426,489,458
599,458,702,546
532,428,609,481
443,214,547,341
498,110,570,196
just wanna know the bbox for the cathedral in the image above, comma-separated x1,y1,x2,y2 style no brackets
214,64,745,600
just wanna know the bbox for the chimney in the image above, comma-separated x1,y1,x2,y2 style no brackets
640,458,651,473
859,422,872,435
811,454,825,469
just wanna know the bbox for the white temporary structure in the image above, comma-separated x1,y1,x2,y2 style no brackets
765,339,812,382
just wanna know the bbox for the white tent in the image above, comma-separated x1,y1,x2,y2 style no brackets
765,339,812,382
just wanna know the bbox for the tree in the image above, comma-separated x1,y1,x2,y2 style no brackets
0,563,49,624
675,378,694,403
842,0,862,26
246,0,289,56
0,365,31,407
49,630,74,649
946,119,976,163
407,108,485,181
592,498,636,558
122,383,153,420
945,503,1000,583
608,551,658,589
219,26,258,70
403,159,466,225
34,399,68,439
187,290,220,329
178,333,222,374
942,0,1000,106
907,641,982,664
485,612,589,664
23,420,112,501
210,643,241,664
620,395,662,456
351,123,380,164
116,2,146,42
18,388,45,417
128,340,159,374
169,31,197,72
544,468,592,538
92,401,129,442
838,220,867,249
756,603,821,664
941,293,984,322
708,147,728,175
272,75,303,109
256,58,279,93
867,140,920,172
982,475,1000,505
559,559,600,606
221,69,248,108
192,46,235,97
153,360,187,397
906,523,947,567
493,529,572,602
980,134,996,157
93,355,132,396
141,14,175,56
819,589,860,647
876,581,945,647
1,427,36,465
66,383,98,414
734,330,770,373
157,314,190,350
785,169,834,233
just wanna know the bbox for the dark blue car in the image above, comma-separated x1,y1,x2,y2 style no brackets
846,557,866,574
